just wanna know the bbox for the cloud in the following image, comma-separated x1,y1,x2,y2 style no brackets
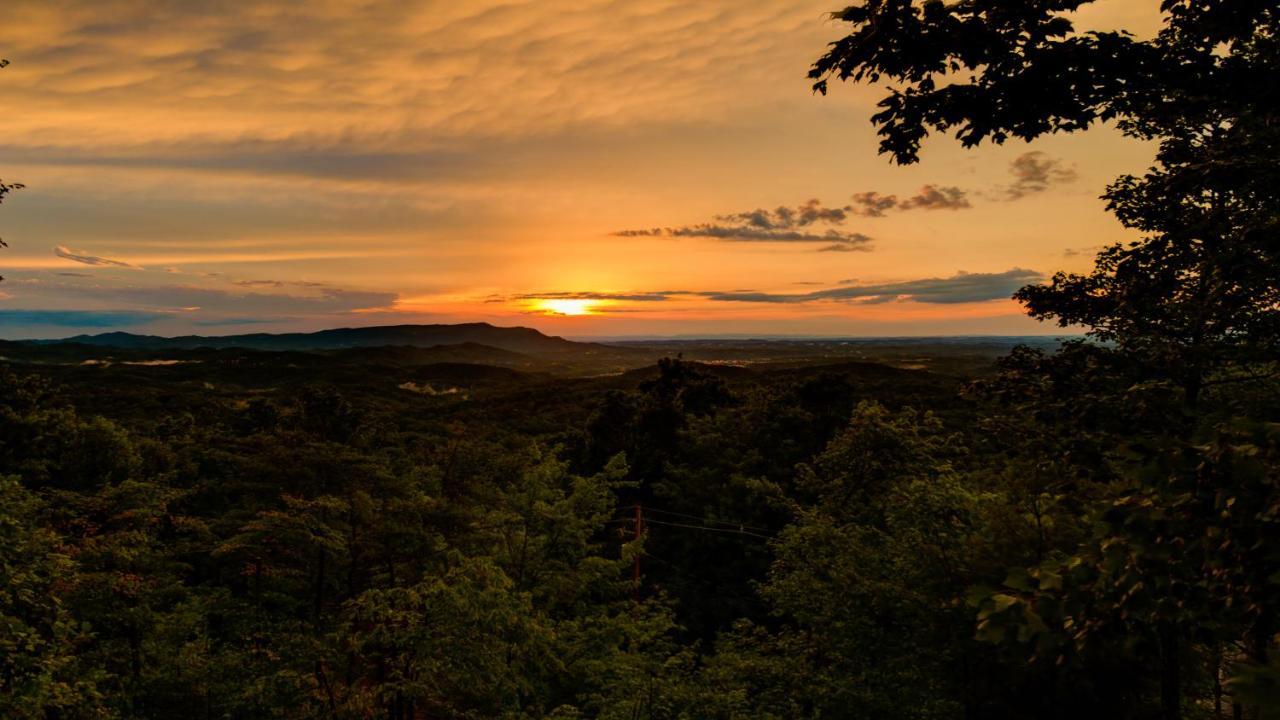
0,273,391,334
614,198,872,250
0,309,162,327
703,268,1042,304
664,225,871,247
0,2,839,156
505,269,1043,310
715,199,848,229
849,192,898,218
899,185,971,211
849,185,971,216
0,2,1089,338
1063,244,1106,258
843,155,1076,218
8,277,398,319
511,291,686,302
1006,152,1078,199
194,317,291,326
612,229,665,237
0,140,483,186
625,224,872,248
847,160,1073,218
54,245,142,269
233,279,329,289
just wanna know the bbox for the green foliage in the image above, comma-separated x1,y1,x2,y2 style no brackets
815,2,1280,717
1230,658,1280,718
743,405,991,718
0,349,990,717
810,1,1277,164
7,333,1278,717
0,476,107,718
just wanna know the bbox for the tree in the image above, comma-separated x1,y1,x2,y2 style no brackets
678,403,1023,718
812,2,1280,716
0,58,21,283
0,476,108,718
812,0,1280,406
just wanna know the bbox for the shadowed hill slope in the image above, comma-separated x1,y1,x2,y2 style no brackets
34,323,604,355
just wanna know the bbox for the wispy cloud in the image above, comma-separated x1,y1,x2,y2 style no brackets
498,269,1043,309
1006,152,1078,199
845,155,1074,218
5,277,398,319
0,2,1100,338
232,279,329,289
703,269,1042,304
509,291,687,302
714,199,849,229
1063,244,1107,258
194,316,291,327
54,245,142,269
816,242,866,252
0,2,837,155
848,192,898,218
849,185,971,217
900,185,971,211
0,309,162,328
614,198,872,251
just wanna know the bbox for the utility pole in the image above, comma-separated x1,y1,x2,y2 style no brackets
633,503,644,599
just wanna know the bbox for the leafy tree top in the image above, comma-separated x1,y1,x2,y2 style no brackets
810,0,1278,163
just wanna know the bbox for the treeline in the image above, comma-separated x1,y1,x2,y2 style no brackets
1,344,1278,718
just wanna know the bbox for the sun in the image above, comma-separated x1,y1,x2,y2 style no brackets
535,298,598,316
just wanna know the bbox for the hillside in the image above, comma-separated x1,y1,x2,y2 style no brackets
37,322,602,355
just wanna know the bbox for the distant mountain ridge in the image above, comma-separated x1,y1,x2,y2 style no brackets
29,323,598,355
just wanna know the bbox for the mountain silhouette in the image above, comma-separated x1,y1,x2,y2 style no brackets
38,323,604,355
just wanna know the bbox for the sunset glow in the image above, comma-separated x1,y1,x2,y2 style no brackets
533,299,600,317
0,0,1164,339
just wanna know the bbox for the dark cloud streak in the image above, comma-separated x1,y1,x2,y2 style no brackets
14,280,397,317
54,245,142,269
704,268,1042,304
0,309,162,328
233,279,329,289
505,269,1043,309
849,191,898,217
899,185,970,211
613,198,872,250
715,199,849,229
849,185,971,216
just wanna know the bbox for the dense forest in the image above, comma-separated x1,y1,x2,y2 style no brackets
2,325,1277,719
3,0,1280,718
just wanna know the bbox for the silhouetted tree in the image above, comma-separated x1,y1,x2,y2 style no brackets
813,3,1280,717
0,58,21,283
814,0,1280,405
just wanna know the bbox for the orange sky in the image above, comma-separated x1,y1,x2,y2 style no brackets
0,0,1165,339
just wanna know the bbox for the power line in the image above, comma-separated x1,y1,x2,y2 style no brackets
616,504,774,533
641,518,775,541
608,505,774,601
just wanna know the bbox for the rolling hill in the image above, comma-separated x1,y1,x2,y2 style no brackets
36,323,598,354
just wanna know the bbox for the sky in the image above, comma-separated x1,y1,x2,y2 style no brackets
0,0,1165,339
